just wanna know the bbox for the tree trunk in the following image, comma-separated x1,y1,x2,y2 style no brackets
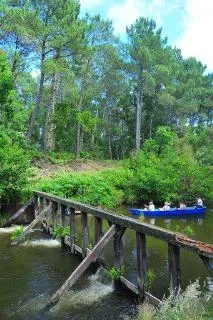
43,67,59,153
136,87,143,151
108,109,112,159
27,41,46,140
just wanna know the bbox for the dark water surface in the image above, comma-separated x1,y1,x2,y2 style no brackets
0,208,212,320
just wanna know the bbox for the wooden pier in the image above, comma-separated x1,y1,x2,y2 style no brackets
6,191,213,311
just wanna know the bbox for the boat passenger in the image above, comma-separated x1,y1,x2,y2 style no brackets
179,202,186,210
162,202,171,211
144,201,155,211
196,196,203,208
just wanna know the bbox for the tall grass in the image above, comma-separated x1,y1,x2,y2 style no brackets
135,281,212,320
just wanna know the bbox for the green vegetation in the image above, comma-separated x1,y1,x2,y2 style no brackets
26,168,131,209
135,281,213,320
145,269,156,291
108,266,124,281
52,225,70,239
0,2,212,211
11,226,24,240
166,223,195,237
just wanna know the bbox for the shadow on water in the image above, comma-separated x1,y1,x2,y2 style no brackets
0,207,212,319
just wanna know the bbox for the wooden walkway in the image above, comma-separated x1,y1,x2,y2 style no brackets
6,191,213,311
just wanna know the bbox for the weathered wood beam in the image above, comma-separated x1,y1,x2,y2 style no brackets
95,216,103,244
43,224,116,312
3,197,35,227
69,207,76,254
168,243,181,296
11,203,52,246
114,225,125,269
136,232,147,302
34,191,213,258
81,212,89,258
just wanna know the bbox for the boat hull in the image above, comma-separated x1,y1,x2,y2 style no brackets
129,207,206,217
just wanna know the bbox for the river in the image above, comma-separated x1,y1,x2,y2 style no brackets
0,208,212,319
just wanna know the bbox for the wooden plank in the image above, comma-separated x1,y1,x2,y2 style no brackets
69,207,76,254
95,216,103,244
81,212,89,258
113,225,125,289
11,203,52,246
3,197,35,227
119,277,162,307
136,232,147,302
34,191,213,258
114,225,125,269
168,243,181,296
43,225,116,311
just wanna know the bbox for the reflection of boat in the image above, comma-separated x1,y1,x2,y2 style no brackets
129,207,206,217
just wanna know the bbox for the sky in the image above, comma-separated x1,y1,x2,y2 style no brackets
80,0,213,72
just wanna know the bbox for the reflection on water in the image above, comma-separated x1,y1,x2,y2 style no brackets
20,239,61,248
0,208,212,319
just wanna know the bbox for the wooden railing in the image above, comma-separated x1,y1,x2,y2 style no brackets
6,190,213,309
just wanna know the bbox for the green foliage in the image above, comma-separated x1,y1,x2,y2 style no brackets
166,223,195,237
0,135,30,201
183,225,195,237
108,266,124,280
135,281,213,320
145,269,156,291
48,152,74,165
52,225,70,239
29,168,128,209
126,127,212,205
11,226,24,240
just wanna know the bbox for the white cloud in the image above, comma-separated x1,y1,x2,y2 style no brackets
80,0,105,9
31,69,40,79
108,0,179,34
176,0,213,71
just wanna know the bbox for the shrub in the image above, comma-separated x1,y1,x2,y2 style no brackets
0,135,30,202
52,225,70,239
135,280,213,320
11,225,24,240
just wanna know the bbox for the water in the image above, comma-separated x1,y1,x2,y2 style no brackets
0,209,212,320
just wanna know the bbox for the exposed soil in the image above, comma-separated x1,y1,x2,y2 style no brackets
32,158,122,178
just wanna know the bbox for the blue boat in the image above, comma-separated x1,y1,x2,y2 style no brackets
129,207,206,217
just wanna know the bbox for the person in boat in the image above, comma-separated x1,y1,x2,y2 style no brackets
144,201,155,211
179,202,186,210
196,196,203,208
162,201,171,211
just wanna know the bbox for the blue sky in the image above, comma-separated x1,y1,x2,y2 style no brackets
80,0,213,72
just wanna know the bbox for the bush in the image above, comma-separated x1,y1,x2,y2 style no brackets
135,281,213,320
126,128,212,205
29,169,127,209
0,135,30,202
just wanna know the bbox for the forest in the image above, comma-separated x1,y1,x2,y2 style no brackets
0,0,212,208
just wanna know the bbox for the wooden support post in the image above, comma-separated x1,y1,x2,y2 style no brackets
136,232,147,302
95,216,103,244
11,203,52,246
81,212,89,258
61,204,66,227
113,225,126,289
168,243,181,296
52,202,58,229
3,197,35,227
70,207,76,254
43,225,116,312
34,195,39,218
